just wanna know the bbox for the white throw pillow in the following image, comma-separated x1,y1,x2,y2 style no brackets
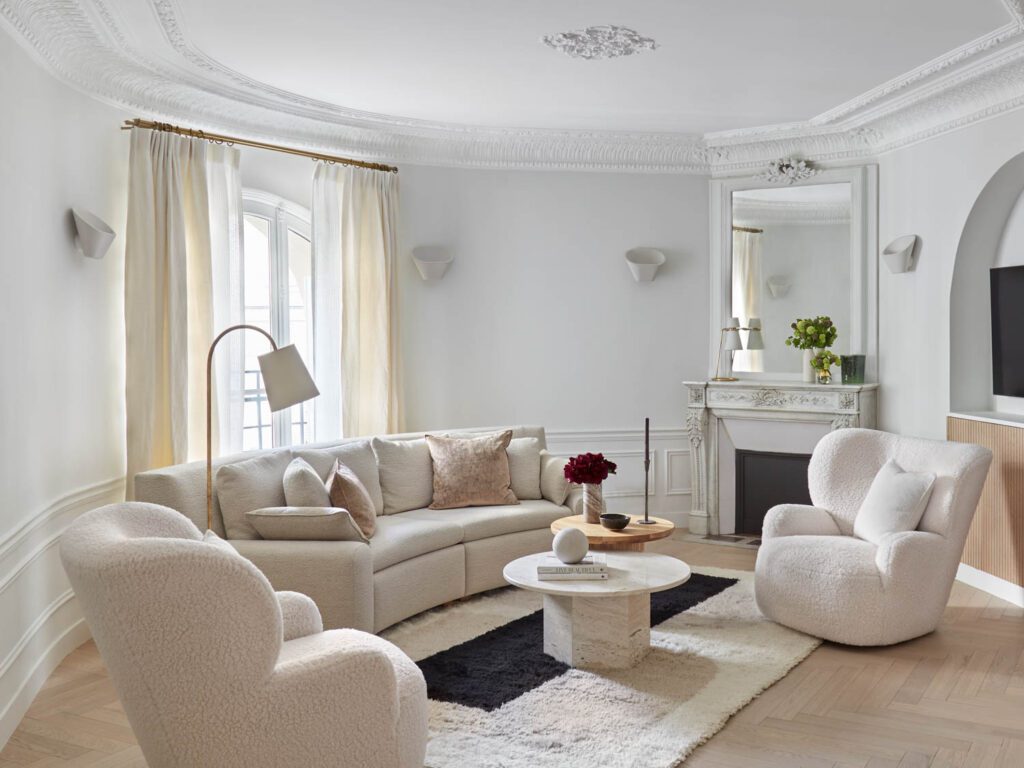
292,440,385,515
246,507,368,542
539,450,571,506
853,459,936,545
372,437,434,514
215,452,291,540
507,437,543,500
282,457,331,508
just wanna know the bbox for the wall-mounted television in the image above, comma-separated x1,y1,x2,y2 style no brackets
991,265,1024,397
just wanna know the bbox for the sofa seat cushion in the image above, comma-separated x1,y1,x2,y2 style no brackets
759,534,880,581
369,516,464,572
400,500,568,543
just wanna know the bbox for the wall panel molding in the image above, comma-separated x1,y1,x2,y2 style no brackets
0,477,124,748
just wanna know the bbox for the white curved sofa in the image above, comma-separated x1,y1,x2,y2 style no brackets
134,425,580,632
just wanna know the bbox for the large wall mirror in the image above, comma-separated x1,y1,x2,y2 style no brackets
709,166,878,382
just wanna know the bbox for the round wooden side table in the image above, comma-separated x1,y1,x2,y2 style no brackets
550,514,675,552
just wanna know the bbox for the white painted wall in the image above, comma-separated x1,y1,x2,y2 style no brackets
878,107,1024,438
0,32,128,744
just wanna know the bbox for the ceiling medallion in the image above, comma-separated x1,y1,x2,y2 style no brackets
542,25,658,60
758,158,822,185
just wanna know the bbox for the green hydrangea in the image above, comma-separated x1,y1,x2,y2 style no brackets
785,316,838,350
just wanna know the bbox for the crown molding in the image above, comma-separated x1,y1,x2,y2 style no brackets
733,199,851,226
3,0,1024,173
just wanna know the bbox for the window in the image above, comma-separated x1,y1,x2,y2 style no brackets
240,191,314,450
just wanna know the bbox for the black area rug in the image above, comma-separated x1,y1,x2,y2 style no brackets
416,572,737,712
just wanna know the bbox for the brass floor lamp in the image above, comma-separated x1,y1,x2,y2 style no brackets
206,325,319,531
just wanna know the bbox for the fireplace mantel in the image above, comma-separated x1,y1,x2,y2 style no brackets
684,380,878,536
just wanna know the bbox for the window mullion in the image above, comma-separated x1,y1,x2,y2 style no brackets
271,207,291,447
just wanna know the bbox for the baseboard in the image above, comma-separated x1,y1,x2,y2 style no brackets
0,477,125,749
956,563,1024,608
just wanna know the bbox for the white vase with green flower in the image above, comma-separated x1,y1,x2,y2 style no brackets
785,316,838,383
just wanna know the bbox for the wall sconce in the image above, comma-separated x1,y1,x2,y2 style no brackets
411,246,453,281
766,275,792,298
713,317,763,381
625,247,665,282
882,234,919,274
72,208,116,259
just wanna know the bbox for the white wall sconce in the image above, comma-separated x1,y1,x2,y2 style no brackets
411,246,453,281
72,208,116,259
766,275,792,298
882,234,919,274
625,247,665,282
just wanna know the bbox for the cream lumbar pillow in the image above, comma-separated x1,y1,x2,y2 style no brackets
327,460,377,537
245,507,368,542
426,430,519,510
539,450,571,506
507,437,543,500
853,459,936,545
283,457,332,508
372,437,435,514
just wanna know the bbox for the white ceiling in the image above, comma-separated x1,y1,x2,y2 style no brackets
106,0,1011,134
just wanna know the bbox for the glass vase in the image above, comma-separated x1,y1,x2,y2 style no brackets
582,483,605,524
816,367,832,385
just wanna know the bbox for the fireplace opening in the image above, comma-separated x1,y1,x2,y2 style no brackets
735,449,812,535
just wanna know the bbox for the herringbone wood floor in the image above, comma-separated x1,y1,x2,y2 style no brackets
5,534,1024,767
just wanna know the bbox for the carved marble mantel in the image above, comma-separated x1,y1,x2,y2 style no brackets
684,380,878,536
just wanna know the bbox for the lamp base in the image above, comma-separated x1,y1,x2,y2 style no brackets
711,376,739,382
635,519,658,525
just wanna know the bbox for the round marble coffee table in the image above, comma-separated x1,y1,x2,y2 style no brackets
503,551,691,669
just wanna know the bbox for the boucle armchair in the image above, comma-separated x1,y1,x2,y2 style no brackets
59,503,428,768
755,428,991,646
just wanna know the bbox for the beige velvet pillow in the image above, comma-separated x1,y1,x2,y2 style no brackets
245,507,368,542
426,430,518,510
539,450,571,506
327,461,377,537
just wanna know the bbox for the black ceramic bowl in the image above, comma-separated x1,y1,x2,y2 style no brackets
599,513,631,531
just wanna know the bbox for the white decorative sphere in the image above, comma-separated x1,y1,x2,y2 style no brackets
553,528,589,564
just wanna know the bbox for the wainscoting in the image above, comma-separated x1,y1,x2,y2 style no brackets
0,478,125,746
546,428,692,526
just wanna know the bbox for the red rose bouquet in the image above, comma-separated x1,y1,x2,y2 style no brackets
563,452,618,485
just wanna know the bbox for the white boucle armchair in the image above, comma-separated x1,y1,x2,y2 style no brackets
60,503,428,768
754,429,991,646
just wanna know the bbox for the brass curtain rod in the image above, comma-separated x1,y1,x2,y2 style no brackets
121,119,398,173
732,225,764,234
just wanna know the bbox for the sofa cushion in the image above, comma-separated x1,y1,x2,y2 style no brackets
426,431,518,510
507,437,543,500
292,441,384,515
759,534,880,580
215,452,292,540
400,500,568,543
539,450,570,505
369,515,463,572
372,437,434,514
283,458,331,508
246,507,368,542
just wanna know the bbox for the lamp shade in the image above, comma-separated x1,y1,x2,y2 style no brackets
746,317,765,350
723,317,743,351
257,344,319,412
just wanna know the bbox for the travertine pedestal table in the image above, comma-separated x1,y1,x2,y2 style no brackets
503,551,691,669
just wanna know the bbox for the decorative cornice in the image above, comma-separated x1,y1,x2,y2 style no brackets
2,0,1024,173
733,199,851,226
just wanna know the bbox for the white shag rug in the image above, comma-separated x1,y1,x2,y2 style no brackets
382,567,820,768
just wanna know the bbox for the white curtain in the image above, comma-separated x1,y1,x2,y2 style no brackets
312,164,401,439
732,229,764,372
124,128,241,496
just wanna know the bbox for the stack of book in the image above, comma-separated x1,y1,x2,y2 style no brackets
536,552,608,581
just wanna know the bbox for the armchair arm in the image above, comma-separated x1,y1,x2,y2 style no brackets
276,591,323,641
875,530,949,586
762,504,842,541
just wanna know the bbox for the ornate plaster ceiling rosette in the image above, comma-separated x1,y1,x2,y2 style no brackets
542,25,658,60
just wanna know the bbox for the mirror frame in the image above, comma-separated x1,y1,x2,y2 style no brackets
708,165,878,383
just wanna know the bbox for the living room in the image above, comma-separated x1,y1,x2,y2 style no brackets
3,1,1024,766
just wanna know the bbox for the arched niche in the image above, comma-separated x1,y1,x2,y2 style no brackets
950,151,1024,414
